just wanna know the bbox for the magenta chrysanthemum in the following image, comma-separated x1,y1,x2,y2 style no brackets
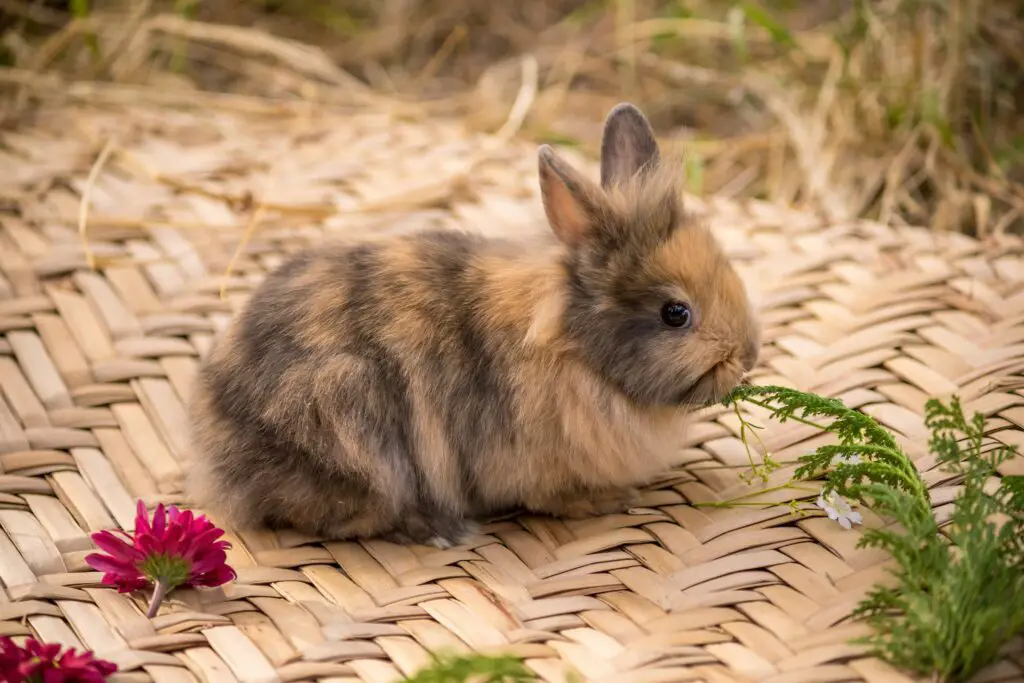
0,636,117,683
85,501,236,616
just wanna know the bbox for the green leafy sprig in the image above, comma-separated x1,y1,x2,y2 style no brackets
401,652,536,683
723,385,1024,683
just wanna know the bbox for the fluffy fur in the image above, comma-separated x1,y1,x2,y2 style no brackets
186,103,762,547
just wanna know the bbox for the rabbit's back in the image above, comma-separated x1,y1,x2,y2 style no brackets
186,230,543,541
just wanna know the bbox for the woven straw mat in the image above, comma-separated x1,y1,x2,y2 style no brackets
0,100,1022,683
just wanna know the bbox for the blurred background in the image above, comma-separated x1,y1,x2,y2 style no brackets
1,0,1021,237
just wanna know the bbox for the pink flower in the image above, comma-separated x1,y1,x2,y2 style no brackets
85,501,236,616
0,636,117,683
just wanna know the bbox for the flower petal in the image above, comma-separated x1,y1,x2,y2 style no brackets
190,562,237,587
152,503,167,538
84,552,136,574
89,534,140,565
134,499,151,536
2,636,118,683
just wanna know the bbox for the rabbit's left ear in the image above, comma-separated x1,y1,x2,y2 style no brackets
538,144,601,247
600,102,661,189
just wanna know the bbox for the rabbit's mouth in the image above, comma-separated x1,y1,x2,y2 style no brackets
675,360,751,408
675,363,726,407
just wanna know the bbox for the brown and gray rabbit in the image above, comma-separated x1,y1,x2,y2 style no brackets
186,102,762,548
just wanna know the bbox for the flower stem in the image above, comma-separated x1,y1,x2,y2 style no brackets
691,482,819,508
739,397,832,431
146,579,171,618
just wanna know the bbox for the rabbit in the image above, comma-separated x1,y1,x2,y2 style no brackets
185,102,762,548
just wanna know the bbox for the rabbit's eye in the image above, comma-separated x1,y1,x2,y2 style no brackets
660,301,693,329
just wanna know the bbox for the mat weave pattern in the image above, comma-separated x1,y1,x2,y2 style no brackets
0,101,1022,683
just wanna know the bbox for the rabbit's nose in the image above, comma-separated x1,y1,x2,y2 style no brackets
739,337,760,372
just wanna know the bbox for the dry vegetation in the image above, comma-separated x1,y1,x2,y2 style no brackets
1,0,1022,236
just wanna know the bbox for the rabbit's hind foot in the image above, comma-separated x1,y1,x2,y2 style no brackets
382,514,479,549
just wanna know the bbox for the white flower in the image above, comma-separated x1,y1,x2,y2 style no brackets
833,453,861,466
816,491,863,529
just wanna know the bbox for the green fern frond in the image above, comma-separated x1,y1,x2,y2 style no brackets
401,652,536,682
1001,475,1024,515
726,386,1023,682
725,384,929,505
724,384,898,449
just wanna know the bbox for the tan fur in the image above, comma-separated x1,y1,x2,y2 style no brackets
186,102,761,546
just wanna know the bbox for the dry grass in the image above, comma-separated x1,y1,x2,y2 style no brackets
1,0,1021,237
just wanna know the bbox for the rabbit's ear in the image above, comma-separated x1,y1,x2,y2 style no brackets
600,102,660,189
538,145,599,247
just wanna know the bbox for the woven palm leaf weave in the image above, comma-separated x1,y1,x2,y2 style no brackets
0,98,1022,683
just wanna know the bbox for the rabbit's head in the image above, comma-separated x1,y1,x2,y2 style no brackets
539,103,761,408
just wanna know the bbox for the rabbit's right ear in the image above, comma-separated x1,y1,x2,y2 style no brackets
538,145,600,247
600,102,660,189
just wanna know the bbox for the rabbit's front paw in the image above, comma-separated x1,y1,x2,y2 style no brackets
529,486,642,519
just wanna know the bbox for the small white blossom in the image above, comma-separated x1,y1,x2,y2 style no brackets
833,453,861,466
816,491,863,529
